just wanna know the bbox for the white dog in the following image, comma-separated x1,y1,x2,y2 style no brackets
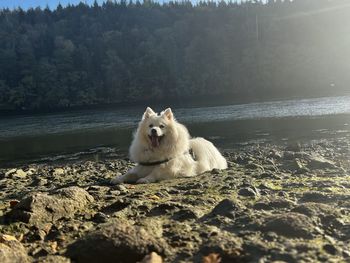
110,107,227,184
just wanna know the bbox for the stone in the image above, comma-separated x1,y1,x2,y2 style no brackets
209,199,242,218
139,252,163,263
300,192,332,203
262,213,315,239
93,212,110,223
290,159,304,170
285,142,302,152
199,231,242,262
268,199,296,209
6,187,94,226
323,244,338,255
211,169,221,175
112,184,128,192
307,155,337,169
37,255,71,263
292,203,338,217
172,209,200,221
5,169,28,179
291,202,342,228
282,151,295,160
0,239,30,263
245,163,264,171
253,202,272,210
4,169,17,177
53,168,65,176
238,187,259,197
66,220,169,263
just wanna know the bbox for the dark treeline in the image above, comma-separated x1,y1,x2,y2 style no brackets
0,0,350,111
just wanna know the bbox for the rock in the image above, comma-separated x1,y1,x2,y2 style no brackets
101,200,130,214
53,168,65,176
292,203,339,217
0,235,17,242
253,202,272,210
37,255,71,263
283,158,305,172
259,172,279,179
0,239,30,263
139,252,163,263
4,168,17,177
245,163,264,171
262,213,315,239
209,199,242,218
13,169,28,178
26,168,36,176
199,230,242,262
112,184,128,192
307,155,337,169
211,169,221,175
6,187,94,226
235,156,250,165
5,169,28,179
32,178,48,186
148,203,183,216
66,220,169,263
282,151,295,160
254,199,295,211
109,190,121,195
277,191,289,198
268,149,283,159
202,253,221,263
291,202,342,228
323,244,339,255
93,212,109,223
172,209,200,221
285,142,302,152
300,192,332,203
268,199,296,209
238,187,259,197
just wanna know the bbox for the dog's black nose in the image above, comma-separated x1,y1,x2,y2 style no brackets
151,128,157,135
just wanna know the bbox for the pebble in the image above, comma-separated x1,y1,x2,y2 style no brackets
0,140,349,262
112,184,128,192
209,198,242,218
263,213,315,239
53,168,65,176
10,169,27,179
238,187,259,197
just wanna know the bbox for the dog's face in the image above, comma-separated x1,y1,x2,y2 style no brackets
138,107,174,148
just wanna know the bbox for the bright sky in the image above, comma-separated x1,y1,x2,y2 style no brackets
0,0,105,10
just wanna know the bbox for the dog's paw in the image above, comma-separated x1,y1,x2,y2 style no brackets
136,178,151,184
110,176,124,185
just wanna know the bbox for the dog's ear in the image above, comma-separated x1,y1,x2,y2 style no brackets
142,107,156,119
163,108,173,120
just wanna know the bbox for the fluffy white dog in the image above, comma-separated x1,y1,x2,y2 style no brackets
110,107,227,184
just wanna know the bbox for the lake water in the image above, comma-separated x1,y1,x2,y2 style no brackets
1,96,349,165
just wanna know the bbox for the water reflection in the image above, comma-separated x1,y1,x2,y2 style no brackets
1,114,349,166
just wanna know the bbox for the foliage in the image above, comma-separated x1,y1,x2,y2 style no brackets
0,0,349,110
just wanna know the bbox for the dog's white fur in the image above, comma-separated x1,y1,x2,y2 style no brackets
110,107,227,184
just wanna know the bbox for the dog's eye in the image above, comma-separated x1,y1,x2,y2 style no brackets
149,124,153,128
159,125,165,129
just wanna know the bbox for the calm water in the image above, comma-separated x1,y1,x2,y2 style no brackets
1,96,350,165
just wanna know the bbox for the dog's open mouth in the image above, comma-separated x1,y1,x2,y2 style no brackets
149,135,163,148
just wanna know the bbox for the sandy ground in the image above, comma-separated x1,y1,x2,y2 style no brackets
0,138,350,262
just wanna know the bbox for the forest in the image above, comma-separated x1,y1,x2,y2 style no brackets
0,0,350,111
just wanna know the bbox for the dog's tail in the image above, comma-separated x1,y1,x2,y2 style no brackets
190,137,227,174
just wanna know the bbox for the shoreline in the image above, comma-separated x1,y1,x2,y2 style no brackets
0,137,349,262
1,113,349,168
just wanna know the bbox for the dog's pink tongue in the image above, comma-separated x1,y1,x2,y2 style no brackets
151,135,160,147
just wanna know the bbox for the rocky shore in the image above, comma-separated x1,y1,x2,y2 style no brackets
0,138,349,263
